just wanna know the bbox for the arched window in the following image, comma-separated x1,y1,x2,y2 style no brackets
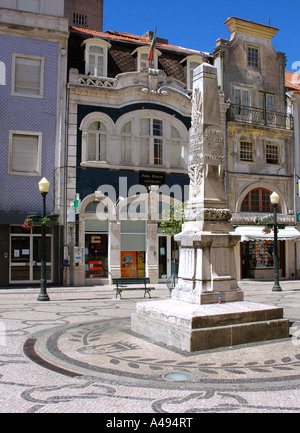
181,55,203,90
241,188,281,213
121,121,133,163
140,118,163,165
131,46,161,70
87,121,107,161
170,126,182,167
82,39,111,77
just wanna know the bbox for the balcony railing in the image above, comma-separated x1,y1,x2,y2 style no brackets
227,104,293,130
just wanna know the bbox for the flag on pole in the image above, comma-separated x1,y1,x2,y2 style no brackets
148,26,157,67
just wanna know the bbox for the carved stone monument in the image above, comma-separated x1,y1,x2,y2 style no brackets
172,64,243,304
131,64,289,352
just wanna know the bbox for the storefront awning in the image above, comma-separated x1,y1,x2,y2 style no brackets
234,225,300,242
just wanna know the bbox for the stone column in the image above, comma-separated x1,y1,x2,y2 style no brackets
172,63,243,304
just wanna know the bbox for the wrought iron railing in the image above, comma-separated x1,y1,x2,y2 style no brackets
227,104,293,130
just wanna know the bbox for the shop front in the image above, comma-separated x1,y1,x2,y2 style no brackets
235,225,300,280
74,191,183,286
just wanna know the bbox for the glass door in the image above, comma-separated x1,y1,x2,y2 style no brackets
10,226,53,284
158,235,171,281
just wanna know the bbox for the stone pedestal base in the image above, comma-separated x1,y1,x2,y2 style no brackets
131,299,289,352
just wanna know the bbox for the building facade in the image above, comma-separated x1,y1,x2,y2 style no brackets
64,0,103,32
214,17,299,280
286,70,300,277
0,2,68,286
64,26,210,285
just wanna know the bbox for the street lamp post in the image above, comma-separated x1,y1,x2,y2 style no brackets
37,177,50,301
270,191,282,292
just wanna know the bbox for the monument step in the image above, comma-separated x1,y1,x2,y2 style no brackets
132,304,290,352
134,300,285,329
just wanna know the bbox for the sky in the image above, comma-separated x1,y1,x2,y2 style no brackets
103,0,300,72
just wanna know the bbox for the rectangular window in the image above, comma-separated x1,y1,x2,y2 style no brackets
73,12,88,27
240,141,253,162
248,47,259,68
12,54,44,97
171,126,182,167
140,118,164,165
88,46,104,77
121,121,133,163
259,93,274,111
9,131,42,175
16,0,40,13
266,143,279,164
235,88,250,106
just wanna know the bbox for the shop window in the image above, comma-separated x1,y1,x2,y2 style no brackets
241,240,285,279
85,233,108,279
241,188,279,213
120,220,146,277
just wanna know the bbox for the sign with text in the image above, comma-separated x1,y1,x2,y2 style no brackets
139,171,165,187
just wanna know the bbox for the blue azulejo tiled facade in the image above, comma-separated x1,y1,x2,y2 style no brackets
0,34,58,215
0,9,68,286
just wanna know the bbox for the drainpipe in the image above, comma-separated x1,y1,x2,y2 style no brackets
57,46,67,286
286,91,297,278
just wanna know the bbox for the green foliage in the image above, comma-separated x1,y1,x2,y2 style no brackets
160,202,185,237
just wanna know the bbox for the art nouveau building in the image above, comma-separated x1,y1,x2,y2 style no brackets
214,17,299,280
64,27,208,285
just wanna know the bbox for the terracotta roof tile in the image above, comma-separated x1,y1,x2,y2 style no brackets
70,26,204,55
285,70,300,91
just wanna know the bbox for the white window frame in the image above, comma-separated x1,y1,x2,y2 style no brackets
121,120,133,163
170,125,183,167
82,38,111,78
131,46,161,70
87,120,108,162
182,55,203,90
140,117,164,166
11,53,44,98
8,130,42,176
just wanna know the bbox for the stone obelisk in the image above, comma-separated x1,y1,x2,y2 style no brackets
131,63,289,352
172,63,243,304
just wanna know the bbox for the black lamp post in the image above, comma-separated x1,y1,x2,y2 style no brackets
37,177,50,301
270,191,282,292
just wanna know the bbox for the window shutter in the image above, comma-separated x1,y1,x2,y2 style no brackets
14,57,41,95
12,134,39,173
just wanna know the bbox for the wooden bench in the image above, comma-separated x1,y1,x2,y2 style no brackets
112,277,155,299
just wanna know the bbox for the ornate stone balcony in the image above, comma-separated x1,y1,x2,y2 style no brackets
227,104,293,130
68,69,118,88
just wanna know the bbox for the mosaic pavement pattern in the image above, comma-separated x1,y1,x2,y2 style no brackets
1,282,300,413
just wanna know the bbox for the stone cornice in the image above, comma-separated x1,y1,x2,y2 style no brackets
0,8,68,42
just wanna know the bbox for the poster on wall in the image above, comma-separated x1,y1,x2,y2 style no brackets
121,252,137,278
121,252,146,278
